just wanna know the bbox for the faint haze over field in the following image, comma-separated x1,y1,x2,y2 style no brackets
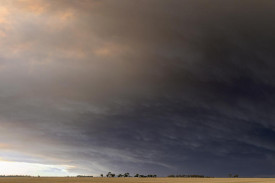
1,0,275,177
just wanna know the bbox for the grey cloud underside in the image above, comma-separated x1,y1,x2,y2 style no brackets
1,0,275,177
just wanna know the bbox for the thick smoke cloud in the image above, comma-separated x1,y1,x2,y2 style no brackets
1,0,275,177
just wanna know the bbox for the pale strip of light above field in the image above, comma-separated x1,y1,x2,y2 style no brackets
0,160,74,176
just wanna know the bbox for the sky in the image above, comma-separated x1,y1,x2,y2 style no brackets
0,0,275,177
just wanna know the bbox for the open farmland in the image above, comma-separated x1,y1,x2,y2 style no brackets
0,178,275,183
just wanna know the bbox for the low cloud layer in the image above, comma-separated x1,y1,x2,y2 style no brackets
1,0,275,177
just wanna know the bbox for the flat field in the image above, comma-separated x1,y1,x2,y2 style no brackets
0,178,275,183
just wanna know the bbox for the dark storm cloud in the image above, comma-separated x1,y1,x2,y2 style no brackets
1,0,275,177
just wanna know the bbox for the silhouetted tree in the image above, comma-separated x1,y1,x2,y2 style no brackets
100,174,103,177
124,173,130,177
118,174,123,177
106,172,115,177
234,174,239,178
134,174,139,177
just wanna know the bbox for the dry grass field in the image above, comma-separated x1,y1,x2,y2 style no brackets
0,177,275,183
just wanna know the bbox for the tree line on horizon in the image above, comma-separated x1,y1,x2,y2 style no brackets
75,172,239,178
167,174,239,178
167,174,213,178
99,172,157,178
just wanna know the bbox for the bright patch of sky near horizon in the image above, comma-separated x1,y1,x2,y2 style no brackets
0,161,74,176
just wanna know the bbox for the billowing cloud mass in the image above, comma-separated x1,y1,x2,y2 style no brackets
1,0,275,177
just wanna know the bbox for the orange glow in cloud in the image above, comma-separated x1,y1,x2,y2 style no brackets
0,6,12,38
16,0,49,14
0,7,9,24
0,143,10,149
94,43,130,57
59,10,74,21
